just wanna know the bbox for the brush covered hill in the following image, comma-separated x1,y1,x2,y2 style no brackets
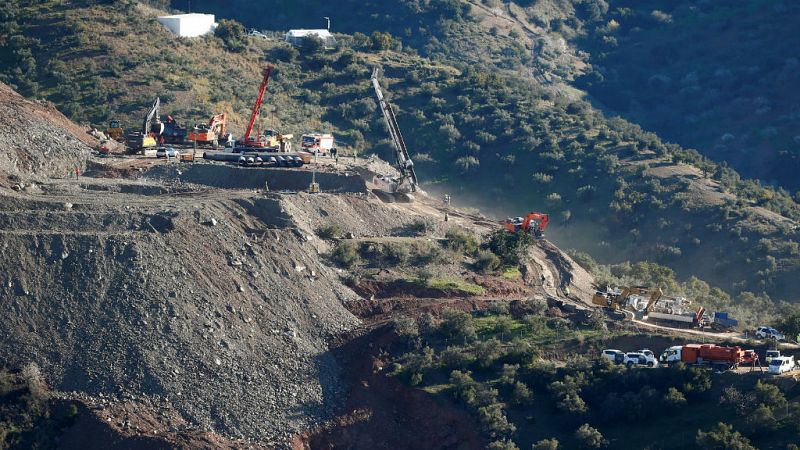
3,0,800,312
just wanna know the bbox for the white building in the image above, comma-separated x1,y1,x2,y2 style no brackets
158,13,217,38
285,29,336,48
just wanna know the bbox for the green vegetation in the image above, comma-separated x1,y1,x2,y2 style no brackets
3,0,800,307
568,249,796,328
417,278,485,296
0,365,78,448
392,307,800,448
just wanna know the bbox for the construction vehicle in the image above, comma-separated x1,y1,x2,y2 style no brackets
710,311,738,330
370,68,418,201
236,64,275,150
659,344,750,370
591,286,662,311
189,114,232,148
501,212,549,238
300,133,333,155
126,97,160,151
106,120,125,142
154,115,188,145
264,129,293,152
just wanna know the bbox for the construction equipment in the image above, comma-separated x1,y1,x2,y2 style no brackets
263,129,294,152
501,212,549,238
106,120,125,142
370,68,418,199
660,344,752,370
189,114,232,148
126,98,160,151
591,286,663,311
155,114,188,145
300,133,334,155
237,64,274,150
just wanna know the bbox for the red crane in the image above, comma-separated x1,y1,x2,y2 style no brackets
501,212,549,238
239,64,274,148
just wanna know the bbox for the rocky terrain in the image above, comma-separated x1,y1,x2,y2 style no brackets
0,82,94,185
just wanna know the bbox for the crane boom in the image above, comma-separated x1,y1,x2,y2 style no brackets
243,65,274,143
371,68,417,192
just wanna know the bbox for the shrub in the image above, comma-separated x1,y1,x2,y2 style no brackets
474,338,503,369
487,439,519,450
696,423,755,450
510,381,533,406
440,346,475,370
663,387,686,408
478,403,516,438
474,250,501,273
486,229,533,266
533,438,560,450
331,242,361,268
746,404,777,434
408,217,436,236
215,19,247,52
301,35,324,54
440,309,478,342
445,228,479,254
575,423,606,449
316,224,343,240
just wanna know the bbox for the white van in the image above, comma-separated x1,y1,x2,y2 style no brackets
768,356,795,375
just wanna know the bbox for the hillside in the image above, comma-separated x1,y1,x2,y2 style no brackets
2,0,800,309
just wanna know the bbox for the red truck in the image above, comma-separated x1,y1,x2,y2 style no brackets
659,344,750,369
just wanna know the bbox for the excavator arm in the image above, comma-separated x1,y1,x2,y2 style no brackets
371,68,417,193
142,97,160,135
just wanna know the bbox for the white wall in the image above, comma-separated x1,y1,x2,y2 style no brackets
158,14,216,38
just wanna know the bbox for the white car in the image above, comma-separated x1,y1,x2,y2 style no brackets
156,146,178,158
768,356,795,375
624,352,657,368
756,326,785,341
602,349,625,365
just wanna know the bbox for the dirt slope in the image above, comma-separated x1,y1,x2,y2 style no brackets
0,82,95,183
0,179,362,442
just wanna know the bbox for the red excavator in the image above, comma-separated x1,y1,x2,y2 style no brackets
236,64,274,150
501,212,549,238
189,114,231,148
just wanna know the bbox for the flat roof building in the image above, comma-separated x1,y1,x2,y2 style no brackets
158,13,217,38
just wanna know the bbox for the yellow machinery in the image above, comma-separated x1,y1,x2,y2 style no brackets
591,286,663,311
106,119,125,142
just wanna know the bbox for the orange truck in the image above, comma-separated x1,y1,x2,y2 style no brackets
659,344,749,369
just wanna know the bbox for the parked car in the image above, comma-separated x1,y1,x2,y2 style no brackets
766,350,781,364
756,326,785,341
602,349,625,365
624,351,657,368
768,356,795,375
156,146,178,158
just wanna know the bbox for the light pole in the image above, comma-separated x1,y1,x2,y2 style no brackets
324,17,330,30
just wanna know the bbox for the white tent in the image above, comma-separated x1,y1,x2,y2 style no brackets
285,29,336,48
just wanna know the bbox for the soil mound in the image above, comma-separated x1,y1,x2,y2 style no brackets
0,82,95,183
